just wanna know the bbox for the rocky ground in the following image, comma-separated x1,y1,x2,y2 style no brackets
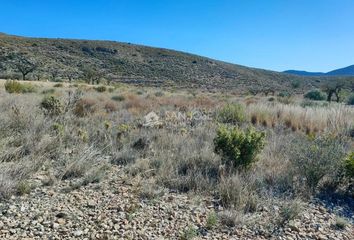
0,166,353,240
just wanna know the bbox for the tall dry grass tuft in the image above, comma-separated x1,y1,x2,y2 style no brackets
246,102,354,135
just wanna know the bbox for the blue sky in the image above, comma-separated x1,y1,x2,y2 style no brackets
0,0,353,72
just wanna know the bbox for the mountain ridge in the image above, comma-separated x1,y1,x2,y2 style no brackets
284,65,354,77
0,33,349,92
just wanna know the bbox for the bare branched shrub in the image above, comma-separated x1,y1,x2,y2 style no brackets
74,98,98,117
56,147,103,180
289,134,348,194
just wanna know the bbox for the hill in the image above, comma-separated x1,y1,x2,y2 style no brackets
283,70,325,76
0,33,347,92
326,65,354,76
284,65,354,77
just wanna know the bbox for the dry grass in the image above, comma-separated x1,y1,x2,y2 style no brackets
246,102,354,135
0,82,353,229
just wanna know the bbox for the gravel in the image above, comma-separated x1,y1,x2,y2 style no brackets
0,166,353,239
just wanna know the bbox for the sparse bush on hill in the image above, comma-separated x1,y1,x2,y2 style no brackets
42,88,55,95
278,91,291,98
94,85,107,92
217,103,246,125
53,83,63,88
291,79,301,89
347,94,354,105
74,98,98,117
154,91,164,97
289,134,347,194
344,152,354,178
304,89,326,101
217,174,254,209
104,100,118,112
4,80,36,93
40,95,63,116
214,125,265,169
111,95,125,102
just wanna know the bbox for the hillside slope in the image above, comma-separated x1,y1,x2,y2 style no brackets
0,33,341,91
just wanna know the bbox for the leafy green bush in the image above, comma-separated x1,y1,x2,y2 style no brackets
347,94,354,105
344,152,354,178
53,83,63,88
4,80,36,93
289,134,347,193
278,91,291,98
16,181,33,196
42,88,55,95
206,212,218,229
154,91,164,97
94,85,107,92
300,99,329,108
40,95,64,116
304,89,326,101
214,125,265,169
52,123,65,135
111,95,125,102
217,103,246,125
291,79,301,89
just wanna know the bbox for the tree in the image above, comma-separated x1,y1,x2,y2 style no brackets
321,79,353,102
0,55,6,71
64,67,80,82
105,73,116,85
48,67,62,81
10,53,38,80
81,66,104,84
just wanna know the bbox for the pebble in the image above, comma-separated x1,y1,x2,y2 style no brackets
0,166,352,239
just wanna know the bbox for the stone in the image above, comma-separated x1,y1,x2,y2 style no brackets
73,230,83,236
288,220,300,232
87,200,96,208
56,218,66,225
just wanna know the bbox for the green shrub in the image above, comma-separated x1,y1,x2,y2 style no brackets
42,88,55,95
180,226,198,240
53,83,63,88
278,200,303,224
40,95,64,116
111,95,125,102
335,217,348,230
347,94,354,105
206,212,218,229
136,90,144,95
154,91,164,97
289,135,347,193
291,80,301,89
304,89,326,101
4,80,36,93
278,91,291,98
344,152,354,178
94,86,107,92
214,125,265,169
52,123,65,135
217,103,246,125
300,99,328,108
16,181,32,196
